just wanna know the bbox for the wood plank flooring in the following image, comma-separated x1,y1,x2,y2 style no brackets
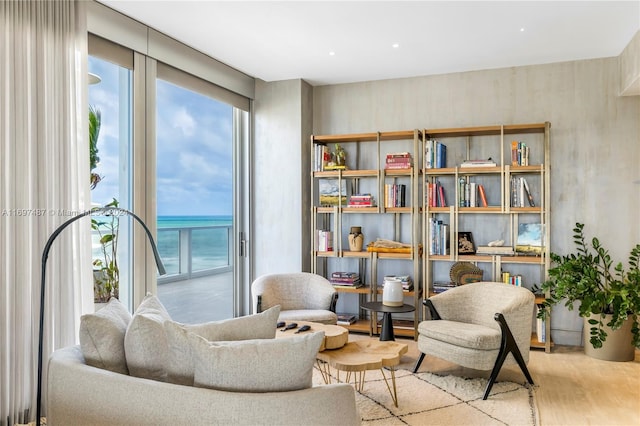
350,333,640,425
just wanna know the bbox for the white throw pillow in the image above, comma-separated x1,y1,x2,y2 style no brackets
124,294,172,381
192,331,324,392
79,298,131,374
164,305,280,385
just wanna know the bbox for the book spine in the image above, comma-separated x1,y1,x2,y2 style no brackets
425,140,433,169
511,141,518,166
522,178,535,207
478,184,488,207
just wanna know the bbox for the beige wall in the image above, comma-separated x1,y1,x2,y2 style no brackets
253,79,312,279
310,57,639,345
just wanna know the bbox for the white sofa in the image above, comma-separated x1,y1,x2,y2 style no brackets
47,345,360,426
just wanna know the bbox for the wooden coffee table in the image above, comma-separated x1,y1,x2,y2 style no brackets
316,339,408,407
274,321,349,351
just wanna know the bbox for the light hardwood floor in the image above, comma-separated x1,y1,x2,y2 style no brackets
350,333,640,425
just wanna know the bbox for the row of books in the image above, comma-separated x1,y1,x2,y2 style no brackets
315,229,333,252
511,141,530,166
501,272,523,286
385,152,412,170
428,218,450,255
511,176,535,207
425,180,447,207
330,272,363,288
458,178,488,207
313,143,331,172
425,140,447,168
348,193,375,208
384,184,406,208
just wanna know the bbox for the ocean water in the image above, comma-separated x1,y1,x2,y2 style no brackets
157,215,233,274
92,215,233,275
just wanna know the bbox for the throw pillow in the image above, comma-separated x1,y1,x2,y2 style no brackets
79,298,131,374
192,331,324,392
124,293,172,381
164,305,280,385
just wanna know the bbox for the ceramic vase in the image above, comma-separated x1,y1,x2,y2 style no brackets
382,277,404,307
348,226,364,252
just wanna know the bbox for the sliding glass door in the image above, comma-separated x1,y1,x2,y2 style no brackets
155,69,237,323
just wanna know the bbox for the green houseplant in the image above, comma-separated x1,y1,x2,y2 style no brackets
537,223,640,357
89,105,120,303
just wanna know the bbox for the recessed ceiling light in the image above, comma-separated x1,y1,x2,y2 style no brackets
329,51,335,56
520,28,525,32
392,43,400,48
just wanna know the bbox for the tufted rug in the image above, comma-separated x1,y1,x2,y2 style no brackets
313,367,538,426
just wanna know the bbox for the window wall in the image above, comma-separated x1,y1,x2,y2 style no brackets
87,1,252,316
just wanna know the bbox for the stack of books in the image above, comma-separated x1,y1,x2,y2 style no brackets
348,194,375,208
476,245,515,255
330,272,362,288
336,313,357,325
460,158,497,168
385,152,412,169
432,281,456,294
382,275,413,291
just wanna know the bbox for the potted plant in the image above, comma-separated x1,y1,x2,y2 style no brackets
537,223,640,361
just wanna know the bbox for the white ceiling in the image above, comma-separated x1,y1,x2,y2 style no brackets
100,1,640,86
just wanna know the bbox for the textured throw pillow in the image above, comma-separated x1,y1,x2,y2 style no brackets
79,298,132,375
192,331,324,392
124,294,172,381
164,305,280,385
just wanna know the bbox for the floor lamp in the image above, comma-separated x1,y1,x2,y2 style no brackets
36,207,166,426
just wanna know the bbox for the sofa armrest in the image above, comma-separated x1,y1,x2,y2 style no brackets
48,346,360,426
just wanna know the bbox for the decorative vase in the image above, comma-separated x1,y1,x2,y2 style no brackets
348,226,364,252
382,277,404,307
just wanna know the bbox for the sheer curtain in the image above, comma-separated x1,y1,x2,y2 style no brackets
0,1,91,424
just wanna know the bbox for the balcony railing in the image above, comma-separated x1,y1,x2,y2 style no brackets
156,224,233,284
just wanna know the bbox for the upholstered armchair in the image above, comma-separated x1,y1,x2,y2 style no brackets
413,281,535,399
251,272,338,325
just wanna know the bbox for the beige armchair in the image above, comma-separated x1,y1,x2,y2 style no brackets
413,281,535,399
251,273,338,325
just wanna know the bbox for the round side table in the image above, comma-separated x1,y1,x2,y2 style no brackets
361,301,415,341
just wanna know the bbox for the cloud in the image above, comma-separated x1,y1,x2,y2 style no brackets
172,107,196,137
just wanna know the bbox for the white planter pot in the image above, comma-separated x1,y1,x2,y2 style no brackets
583,314,635,362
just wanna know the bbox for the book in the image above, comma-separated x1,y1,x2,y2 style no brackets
522,178,535,207
476,245,515,255
316,229,333,252
460,159,497,168
477,184,488,207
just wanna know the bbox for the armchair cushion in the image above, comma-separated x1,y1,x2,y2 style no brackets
418,320,501,350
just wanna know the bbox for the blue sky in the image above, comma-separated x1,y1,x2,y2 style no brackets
88,57,233,216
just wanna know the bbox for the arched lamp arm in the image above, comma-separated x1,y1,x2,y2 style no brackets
36,207,166,425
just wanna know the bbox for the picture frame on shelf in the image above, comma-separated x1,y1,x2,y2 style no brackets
457,231,476,254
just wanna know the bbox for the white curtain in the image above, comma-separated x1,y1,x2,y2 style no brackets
0,1,91,424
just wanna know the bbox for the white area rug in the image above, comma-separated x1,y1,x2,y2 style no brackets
313,367,538,426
